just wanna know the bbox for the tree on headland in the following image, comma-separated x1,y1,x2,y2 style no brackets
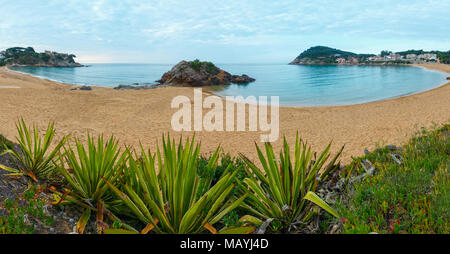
0,46,82,67
380,50,392,57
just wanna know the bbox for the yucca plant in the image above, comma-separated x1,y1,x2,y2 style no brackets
105,136,251,234
239,135,344,232
53,135,128,234
0,119,69,182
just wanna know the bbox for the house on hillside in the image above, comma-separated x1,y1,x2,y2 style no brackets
425,53,437,61
369,56,384,61
336,57,346,64
350,57,359,64
387,53,402,61
418,53,437,61
406,54,417,60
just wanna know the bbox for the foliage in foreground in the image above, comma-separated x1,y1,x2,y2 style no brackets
0,119,69,182
197,152,247,198
0,184,54,234
239,135,343,232
106,136,251,234
54,135,128,234
339,124,449,234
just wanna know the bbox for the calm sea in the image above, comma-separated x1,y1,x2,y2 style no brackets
10,63,447,107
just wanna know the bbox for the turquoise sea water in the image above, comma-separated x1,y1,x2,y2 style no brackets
10,64,447,107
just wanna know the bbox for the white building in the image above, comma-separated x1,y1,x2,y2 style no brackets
417,53,437,61
388,53,402,61
424,53,437,61
406,54,417,59
369,56,384,61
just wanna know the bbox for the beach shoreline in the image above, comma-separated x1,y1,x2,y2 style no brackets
6,63,449,109
0,64,449,163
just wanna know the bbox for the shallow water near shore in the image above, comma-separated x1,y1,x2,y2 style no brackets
10,64,447,107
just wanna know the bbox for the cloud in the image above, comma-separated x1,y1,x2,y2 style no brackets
0,0,448,63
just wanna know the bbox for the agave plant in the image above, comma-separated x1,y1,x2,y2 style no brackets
0,119,69,182
105,136,251,234
53,135,128,234
239,135,344,232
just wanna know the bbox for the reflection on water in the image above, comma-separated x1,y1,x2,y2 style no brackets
10,64,447,107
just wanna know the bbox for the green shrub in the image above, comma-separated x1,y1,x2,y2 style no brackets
0,184,54,234
105,136,251,234
197,152,247,198
54,135,128,234
189,59,216,73
339,124,449,234
239,135,343,232
0,119,69,182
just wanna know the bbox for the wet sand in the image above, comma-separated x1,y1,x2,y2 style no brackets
0,64,449,164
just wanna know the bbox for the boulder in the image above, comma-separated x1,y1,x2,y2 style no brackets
79,86,92,91
231,74,255,84
113,83,161,90
158,60,255,86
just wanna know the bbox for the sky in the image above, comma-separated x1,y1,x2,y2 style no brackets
1,0,449,64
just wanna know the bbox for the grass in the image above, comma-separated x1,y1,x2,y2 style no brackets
0,135,6,148
338,124,449,234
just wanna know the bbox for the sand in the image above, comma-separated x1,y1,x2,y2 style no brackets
0,64,449,164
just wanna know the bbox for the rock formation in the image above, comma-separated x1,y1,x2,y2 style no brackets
158,60,255,86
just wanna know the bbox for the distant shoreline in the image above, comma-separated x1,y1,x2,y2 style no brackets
7,62,448,87
289,62,411,66
6,64,449,107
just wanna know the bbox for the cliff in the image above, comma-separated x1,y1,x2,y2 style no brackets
0,47,83,67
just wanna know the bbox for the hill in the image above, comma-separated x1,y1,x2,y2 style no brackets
290,46,450,65
289,46,372,65
0,47,83,67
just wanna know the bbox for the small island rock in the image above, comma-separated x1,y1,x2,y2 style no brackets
158,60,255,86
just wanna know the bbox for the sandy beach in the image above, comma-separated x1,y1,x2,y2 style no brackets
0,64,449,164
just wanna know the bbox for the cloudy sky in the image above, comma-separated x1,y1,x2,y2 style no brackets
1,0,449,63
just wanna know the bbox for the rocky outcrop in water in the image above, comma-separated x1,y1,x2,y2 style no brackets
158,60,255,86
113,83,164,90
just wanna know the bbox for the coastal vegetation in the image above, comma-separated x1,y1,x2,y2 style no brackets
238,137,343,232
0,184,54,234
189,59,217,74
0,47,82,67
0,120,341,234
0,120,448,234
0,119,69,182
338,125,449,234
